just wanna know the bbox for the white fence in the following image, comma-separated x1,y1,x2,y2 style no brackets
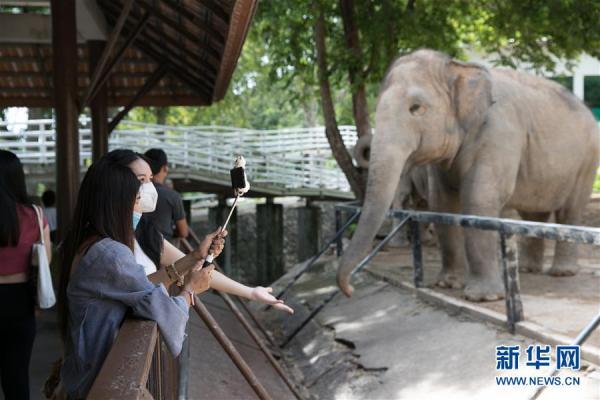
0,117,357,193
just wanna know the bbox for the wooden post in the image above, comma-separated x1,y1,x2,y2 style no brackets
88,40,109,162
297,202,321,262
51,0,79,240
500,232,524,333
256,198,283,285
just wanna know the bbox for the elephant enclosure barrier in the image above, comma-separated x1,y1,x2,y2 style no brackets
277,202,600,357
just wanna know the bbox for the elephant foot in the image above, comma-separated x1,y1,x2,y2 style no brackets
464,278,504,302
519,263,543,274
547,264,579,277
435,271,463,289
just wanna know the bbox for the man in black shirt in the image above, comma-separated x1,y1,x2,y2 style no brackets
144,149,189,240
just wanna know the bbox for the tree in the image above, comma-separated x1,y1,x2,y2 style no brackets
315,1,365,199
131,1,600,199
253,0,600,198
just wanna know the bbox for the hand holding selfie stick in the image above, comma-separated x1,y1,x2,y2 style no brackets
201,155,250,269
148,156,250,286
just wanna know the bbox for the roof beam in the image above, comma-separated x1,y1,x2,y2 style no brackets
214,0,258,101
101,0,221,63
0,70,170,79
136,0,222,59
81,0,135,109
148,0,225,43
76,0,108,40
100,5,218,77
0,94,206,108
194,0,230,24
85,11,151,107
108,65,167,133
132,40,214,98
100,7,215,97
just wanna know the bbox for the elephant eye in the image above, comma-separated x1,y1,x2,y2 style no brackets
410,103,426,116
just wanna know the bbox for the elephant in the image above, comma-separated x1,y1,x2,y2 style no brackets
355,133,429,210
338,49,599,302
355,133,432,247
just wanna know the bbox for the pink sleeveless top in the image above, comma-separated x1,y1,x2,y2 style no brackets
0,204,48,275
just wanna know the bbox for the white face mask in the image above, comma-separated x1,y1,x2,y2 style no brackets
139,182,158,213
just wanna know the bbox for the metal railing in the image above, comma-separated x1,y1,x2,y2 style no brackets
277,203,600,350
0,118,356,193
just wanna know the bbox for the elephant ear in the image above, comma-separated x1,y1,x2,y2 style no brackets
447,60,493,134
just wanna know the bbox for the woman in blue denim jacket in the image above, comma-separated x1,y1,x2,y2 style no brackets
56,150,222,399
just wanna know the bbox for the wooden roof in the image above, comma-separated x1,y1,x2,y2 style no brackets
0,0,257,107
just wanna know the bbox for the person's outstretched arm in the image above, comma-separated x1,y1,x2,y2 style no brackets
160,237,293,314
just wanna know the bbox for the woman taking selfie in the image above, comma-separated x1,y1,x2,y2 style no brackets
126,150,294,312
57,150,220,399
57,149,292,398
0,150,52,400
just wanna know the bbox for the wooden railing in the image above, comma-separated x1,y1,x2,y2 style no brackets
87,319,178,400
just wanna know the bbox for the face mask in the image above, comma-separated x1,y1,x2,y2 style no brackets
133,211,142,230
139,182,158,213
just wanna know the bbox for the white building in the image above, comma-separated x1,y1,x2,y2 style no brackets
466,51,600,119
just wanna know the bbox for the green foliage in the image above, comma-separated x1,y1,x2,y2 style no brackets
130,0,600,129
594,172,600,193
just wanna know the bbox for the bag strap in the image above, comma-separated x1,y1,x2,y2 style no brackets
32,204,45,245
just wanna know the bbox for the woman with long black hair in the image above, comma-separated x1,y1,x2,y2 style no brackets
0,150,52,400
57,150,220,399
127,152,294,312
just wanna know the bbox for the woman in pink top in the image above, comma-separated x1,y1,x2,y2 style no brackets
0,150,52,400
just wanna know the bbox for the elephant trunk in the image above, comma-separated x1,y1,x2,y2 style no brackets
337,147,411,296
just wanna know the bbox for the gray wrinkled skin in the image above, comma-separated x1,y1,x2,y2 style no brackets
338,49,600,302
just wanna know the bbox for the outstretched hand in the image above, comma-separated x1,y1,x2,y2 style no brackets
250,287,294,314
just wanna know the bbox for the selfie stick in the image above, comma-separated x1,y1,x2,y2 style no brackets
201,157,249,269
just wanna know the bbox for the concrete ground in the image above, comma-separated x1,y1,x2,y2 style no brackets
366,245,600,351
256,258,600,400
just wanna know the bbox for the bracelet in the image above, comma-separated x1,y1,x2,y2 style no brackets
166,263,185,287
182,289,195,306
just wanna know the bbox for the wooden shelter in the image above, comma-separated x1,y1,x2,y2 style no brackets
0,0,258,237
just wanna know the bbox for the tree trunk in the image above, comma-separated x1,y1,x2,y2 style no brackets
340,0,371,139
314,2,365,200
155,107,168,125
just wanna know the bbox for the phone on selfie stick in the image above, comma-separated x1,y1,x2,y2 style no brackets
201,156,249,269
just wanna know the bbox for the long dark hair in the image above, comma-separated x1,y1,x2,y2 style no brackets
58,149,141,341
0,150,30,247
136,214,164,268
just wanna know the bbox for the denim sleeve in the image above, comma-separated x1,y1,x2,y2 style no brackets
87,240,189,356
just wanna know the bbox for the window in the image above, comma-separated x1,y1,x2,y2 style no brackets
584,76,600,120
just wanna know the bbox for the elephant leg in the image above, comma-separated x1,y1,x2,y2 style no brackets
461,175,508,302
548,206,582,276
429,176,466,289
434,223,466,289
517,211,551,273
